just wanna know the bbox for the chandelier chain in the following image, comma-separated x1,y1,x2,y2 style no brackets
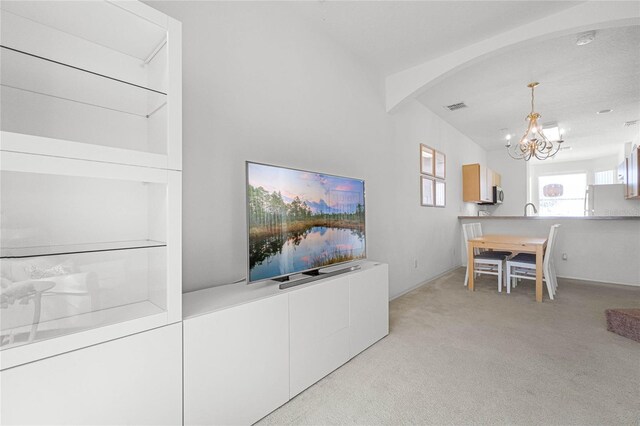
531,85,535,114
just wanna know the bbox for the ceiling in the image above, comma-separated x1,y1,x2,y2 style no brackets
287,1,581,75
286,1,638,164
417,25,640,163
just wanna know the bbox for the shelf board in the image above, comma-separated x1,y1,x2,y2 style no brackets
1,45,166,118
1,240,166,259
1,300,165,352
0,131,170,170
0,0,167,62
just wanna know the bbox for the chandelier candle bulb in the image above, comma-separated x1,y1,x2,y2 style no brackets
501,129,512,147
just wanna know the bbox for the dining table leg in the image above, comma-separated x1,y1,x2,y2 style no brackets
468,242,475,291
535,244,544,302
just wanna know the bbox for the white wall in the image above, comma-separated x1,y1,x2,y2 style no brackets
145,1,394,292
388,100,485,298
485,148,527,216
145,2,490,298
460,218,640,286
141,2,638,297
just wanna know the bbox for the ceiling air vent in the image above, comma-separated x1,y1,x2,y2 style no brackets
444,102,467,111
624,120,638,127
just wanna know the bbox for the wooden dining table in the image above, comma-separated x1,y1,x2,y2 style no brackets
467,234,548,302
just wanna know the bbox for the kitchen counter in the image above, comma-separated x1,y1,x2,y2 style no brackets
458,215,640,286
458,216,640,220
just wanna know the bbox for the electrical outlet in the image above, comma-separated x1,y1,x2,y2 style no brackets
562,253,568,261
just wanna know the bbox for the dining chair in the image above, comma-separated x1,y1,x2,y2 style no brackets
506,224,561,299
462,223,509,292
471,223,512,258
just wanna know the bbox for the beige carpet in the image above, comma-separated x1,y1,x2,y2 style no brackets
259,268,640,425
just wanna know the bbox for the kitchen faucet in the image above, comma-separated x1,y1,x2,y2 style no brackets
524,203,538,216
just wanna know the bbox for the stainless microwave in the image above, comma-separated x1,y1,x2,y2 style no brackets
493,186,504,204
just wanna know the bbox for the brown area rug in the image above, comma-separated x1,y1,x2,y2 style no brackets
606,309,640,343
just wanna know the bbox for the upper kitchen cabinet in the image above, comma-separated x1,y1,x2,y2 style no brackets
463,163,501,204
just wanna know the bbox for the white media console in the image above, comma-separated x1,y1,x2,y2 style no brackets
1,261,388,425
182,261,389,425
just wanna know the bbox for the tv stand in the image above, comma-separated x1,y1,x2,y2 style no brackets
271,268,321,283
278,264,362,289
182,261,388,425
272,275,290,283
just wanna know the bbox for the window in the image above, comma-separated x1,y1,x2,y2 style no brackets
594,169,616,185
538,173,587,216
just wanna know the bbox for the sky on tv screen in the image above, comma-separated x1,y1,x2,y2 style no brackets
247,163,364,214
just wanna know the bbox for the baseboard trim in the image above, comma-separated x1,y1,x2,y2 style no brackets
556,275,640,287
390,267,639,301
390,265,463,301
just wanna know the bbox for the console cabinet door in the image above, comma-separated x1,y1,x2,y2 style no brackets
289,276,350,398
0,323,182,426
183,294,289,426
349,264,389,357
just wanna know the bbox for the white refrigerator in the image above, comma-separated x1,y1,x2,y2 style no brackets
585,184,637,216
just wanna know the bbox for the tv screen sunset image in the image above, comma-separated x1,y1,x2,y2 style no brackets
247,162,366,282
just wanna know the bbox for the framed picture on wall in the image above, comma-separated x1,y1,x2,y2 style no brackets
420,144,434,176
420,176,434,206
435,180,446,207
435,150,446,179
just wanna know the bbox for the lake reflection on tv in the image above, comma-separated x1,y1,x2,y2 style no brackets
247,162,366,282
249,226,365,282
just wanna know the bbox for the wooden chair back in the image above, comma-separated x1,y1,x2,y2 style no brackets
472,222,483,238
463,223,484,256
462,223,475,253
543,224,561,271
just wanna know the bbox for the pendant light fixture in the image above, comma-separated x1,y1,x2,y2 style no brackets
505,82,564,161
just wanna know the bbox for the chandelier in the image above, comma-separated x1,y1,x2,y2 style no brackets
505,82,564,161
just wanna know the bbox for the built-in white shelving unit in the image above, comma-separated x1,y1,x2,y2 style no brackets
0,0,182,371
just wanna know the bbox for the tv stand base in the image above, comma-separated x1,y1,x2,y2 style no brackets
278,264,361,290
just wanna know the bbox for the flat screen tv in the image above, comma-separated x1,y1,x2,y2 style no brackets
246,162,366,283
